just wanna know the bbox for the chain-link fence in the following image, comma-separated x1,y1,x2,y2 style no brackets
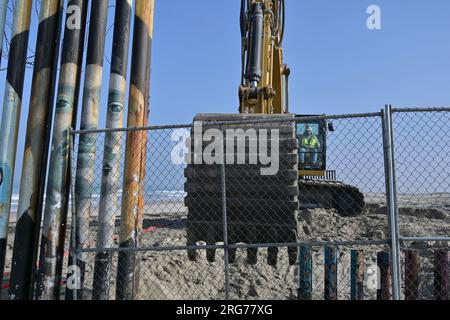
47,107,449,300
391,108,450,300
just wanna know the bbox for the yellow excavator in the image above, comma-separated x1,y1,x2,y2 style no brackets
185,0,365,266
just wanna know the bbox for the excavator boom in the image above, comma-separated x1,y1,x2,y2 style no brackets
239,0,288,115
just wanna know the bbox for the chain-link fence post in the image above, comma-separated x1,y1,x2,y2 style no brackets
220,125,230,300
382,105,402,300
69,128,78,301
388,107,402,274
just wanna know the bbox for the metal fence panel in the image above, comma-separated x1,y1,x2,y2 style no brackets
392,109,450,239
48,109,448,301
392,108,450,300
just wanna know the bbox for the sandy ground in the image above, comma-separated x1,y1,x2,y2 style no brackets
2,194,449,300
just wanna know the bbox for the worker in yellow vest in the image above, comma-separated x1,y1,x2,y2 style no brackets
300,125,321,165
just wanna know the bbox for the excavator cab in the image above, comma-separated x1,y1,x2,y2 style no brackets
295,117,336,178
295,117,366,216
296,118,328,172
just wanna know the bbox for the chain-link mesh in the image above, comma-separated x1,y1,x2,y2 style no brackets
297,115,387,242
48,109,449,301
392,110,450,238
401,242,449,300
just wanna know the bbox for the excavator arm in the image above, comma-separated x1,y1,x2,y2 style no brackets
239,0,289,115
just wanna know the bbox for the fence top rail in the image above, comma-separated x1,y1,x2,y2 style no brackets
392,107,450,113
295,111,382,122
72,111,383,135
72,123,194,135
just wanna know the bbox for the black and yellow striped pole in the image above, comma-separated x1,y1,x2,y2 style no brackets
37,0,88,300
0,0,32,286
116,0,154,300
68,0,109,300
9,0,63,300
93,0,132,300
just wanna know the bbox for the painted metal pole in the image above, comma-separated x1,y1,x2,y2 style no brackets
298,246,312,300
0,0,8,67
37,0,88,300
67,0,109,300
350,250,364,300
377,251,391,300
0,0,32,286
9,0,62,300
92,0,133,301
324,246,338,300
116,0,154,300
434,250,448,300
405,250,420,300
136,0,156,287
132,2,154,294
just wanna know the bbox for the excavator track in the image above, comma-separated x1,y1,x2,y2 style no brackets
184,114,299,266
299,179,366,216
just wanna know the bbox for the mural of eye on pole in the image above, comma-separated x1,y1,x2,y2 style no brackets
0,0,154,300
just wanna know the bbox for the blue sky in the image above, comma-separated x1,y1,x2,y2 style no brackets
151,0,450,122
2,0,450,190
